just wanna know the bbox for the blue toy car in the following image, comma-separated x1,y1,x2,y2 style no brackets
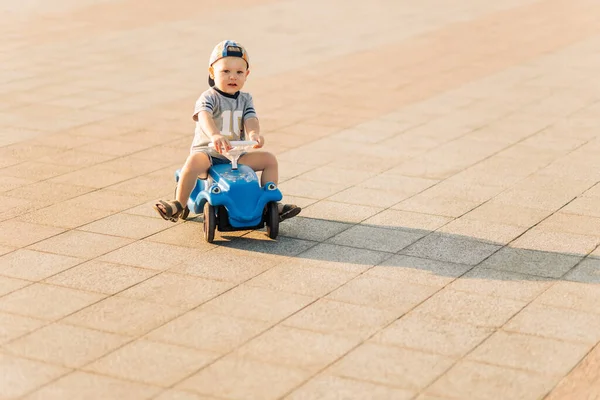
175,141,282,243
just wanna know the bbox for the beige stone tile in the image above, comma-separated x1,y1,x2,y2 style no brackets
246,263,358,297
393,195,479,218
0,161,77,181
45,260,156,294
99,240,207,271
275,177,350,199
171,247,278,283
235,325,359,373
511,228,600,255
146,310,270,353
565,257,600,283
78,213,169,239
0,176,35,192
279,217,352,242
448,267,553,302
286,375,415,400
118,272,233,309
0,283,103,320
0,245,15,257
359,174,439,195
292,243,391,273
282,299,399,340
146,222,218,250
65,189,151,213
462,202,551,226
4,322,131,368
537,212,600,237
366,255,472,287
412,288,526,327
437,218,527,245
154,390,219,400
421,181,504,203
47,167,132,188
426,361,557,400
537,281,600,315
480,247,582,279
22,371,162,400
468,331,590,376
363,209,451,231
28,230,134,259
326,275,437,310
0,353,70,399
504,304,600,344
373,313,492,358
301,200,383,223
177,356,311,400
198,284,314,322
63,296,185,336
328,343,453,391
326,225,424,253
328,186,410,208
4,181,94,204
490,188,576,211
36,149,113,168
0,220,64,247
16,205,115,229
84,339,219,387
0,249,83,281
0,275,30,296
299,165,377,186
0,311,46,344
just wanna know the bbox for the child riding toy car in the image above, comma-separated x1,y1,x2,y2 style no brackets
175,141,282,243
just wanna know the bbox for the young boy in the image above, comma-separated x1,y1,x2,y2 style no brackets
154,40,301,223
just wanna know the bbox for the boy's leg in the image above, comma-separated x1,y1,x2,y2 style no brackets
239,151,301,221
238,151,278,185
154,152,211,221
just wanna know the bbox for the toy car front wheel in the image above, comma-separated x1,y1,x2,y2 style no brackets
203,202,216,243
266,201,279,239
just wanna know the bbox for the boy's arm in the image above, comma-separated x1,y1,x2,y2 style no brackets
197,111,231,153
245,117,264,148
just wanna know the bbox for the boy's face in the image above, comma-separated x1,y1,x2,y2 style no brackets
210,57,249,94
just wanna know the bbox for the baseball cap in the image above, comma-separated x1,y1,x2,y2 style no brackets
208,40,250,87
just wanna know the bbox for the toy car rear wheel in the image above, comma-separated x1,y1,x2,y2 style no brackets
266,201,279,239
203,202,216,243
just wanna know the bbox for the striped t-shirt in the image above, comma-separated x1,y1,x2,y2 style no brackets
191,87,258,153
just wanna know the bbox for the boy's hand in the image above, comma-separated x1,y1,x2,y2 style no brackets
250,134,264,148
212,134,232,154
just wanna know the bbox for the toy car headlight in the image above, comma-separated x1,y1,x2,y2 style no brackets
266,183,277,191
211,186,221,194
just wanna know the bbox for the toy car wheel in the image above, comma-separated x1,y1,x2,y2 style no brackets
266,201,279,239
203,202,216,243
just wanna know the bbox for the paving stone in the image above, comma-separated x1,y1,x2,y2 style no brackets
286,375,416,400
536,281,600,315
437,218,527,245
366,255,473,287
45,260,156,294
467,331,590,375
117,272,233,309
282,299,400,340
0,249,83,281
27,230,134,259
4,322,131,368
22,371,162,400
0,220,65,248
480,247,582,278
0,283,104,321
426,361,557,400
372,313,492,357
294,243,391,273
300,200,383,224
564,257,600,284
412,288,526,327
198,284,315,322
0,353,70,399
146,310,271,353
279,217,352,242
176,355,311,400
511,228,600,255
401,233,502,265
83,339,219,387
326,225,424,253
0,312,46,345
327,342,454,391
504,304,600,344
447,267,554,301
78,213,169,239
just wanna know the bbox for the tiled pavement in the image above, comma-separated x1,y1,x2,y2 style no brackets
1,0,600,398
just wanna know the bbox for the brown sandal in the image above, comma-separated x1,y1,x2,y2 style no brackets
153,200,184,222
